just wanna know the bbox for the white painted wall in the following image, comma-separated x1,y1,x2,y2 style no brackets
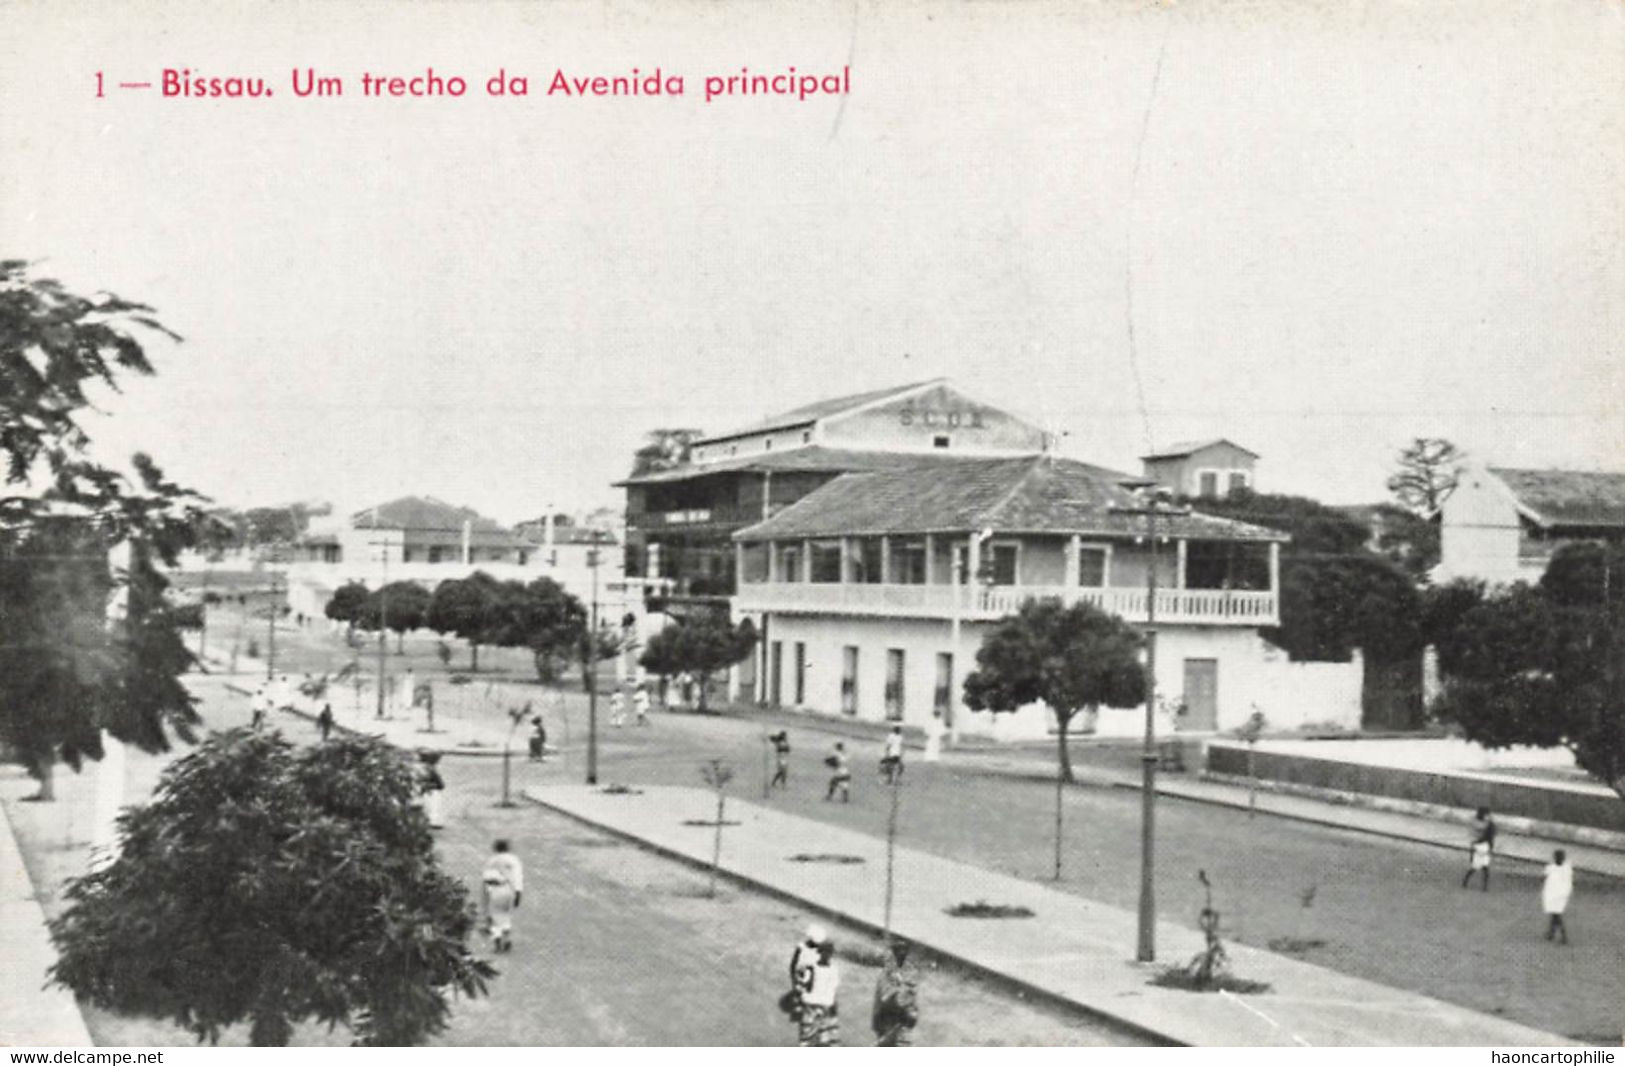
1436,468,1528,584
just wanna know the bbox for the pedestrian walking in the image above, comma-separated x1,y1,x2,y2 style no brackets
923,710,945,763
797,935,841,1046
316,702,335,741
633,684,651,726
528,716,548,762
1461,807,1496,890
879,725,905,784
769,731,791,789
1542,849,1573,944
481,839,524,953
825,741,852,802
610,689,626,728
418,751,446,829
249,686,269,731
871,939,921,1047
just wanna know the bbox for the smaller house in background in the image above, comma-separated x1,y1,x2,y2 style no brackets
1142,439,1259,501
1435,465,1625,585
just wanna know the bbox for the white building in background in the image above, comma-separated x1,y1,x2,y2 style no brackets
279,495,649,622
1435,465,1625,586
731,453,1364,740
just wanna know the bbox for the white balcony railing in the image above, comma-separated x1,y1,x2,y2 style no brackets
733,581,1277,626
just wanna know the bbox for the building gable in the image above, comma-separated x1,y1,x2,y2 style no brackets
819,381,1047,455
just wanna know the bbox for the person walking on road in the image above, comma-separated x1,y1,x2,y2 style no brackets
923,710,945,763
1542,849,1573,944
528,716,548,762
610,688,626,728
879,725,905,785
481,839,524,953
316,702,335,741
825,741,851,802
249,686,269,731
633,683,651,726
797,935,841,1046
1462,807,1496,891
769,731,791,789
871,939,921,1047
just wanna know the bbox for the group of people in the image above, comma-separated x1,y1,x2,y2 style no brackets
608,683,653,728
765,722,936,802
248,673,336,737
1460,807,1576,944
783,924,921,1047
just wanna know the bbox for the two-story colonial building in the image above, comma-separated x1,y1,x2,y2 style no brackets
620,379,1051,606
732,453,1295,740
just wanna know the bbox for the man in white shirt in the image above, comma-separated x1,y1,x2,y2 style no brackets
481,839,524,953
1542,849,1573,945
880,726,905,784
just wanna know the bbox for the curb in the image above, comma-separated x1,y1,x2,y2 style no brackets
524,789,1181,1048
0,800,95,1047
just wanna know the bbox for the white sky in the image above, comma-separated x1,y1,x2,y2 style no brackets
3,0,1621,523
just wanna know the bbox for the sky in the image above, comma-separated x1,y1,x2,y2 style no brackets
3,0,1621,524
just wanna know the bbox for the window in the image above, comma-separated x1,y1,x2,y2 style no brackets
769,642,783,707
779,546,800,582
802,430,812,444
1228,471,1249,494
428,546,447,563
934,653,953,717
794,642,807,705
1078,547,1108,587
933,435,950,449
885,649,905,721
892,541,927,584
1199,471,1219,498
841,646,859,715
810,541,843,583
988,543,1019,585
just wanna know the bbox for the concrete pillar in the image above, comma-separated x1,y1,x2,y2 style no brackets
923,532,935,584
1268,542,1280,592
1176,539,1188,589
801,539,813,582
880,535,892,583
735,542,745,584
966,533,981,586
767,542,778,582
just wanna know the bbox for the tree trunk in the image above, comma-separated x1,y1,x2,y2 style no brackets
397,631,405,655
470,642,479,672
709,789,725,898
29,754,55,802
697,670,710,712
1055,711,1075,783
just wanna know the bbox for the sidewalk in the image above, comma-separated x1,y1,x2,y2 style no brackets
526,784,1571,1047
0,800,94,1047
224,678,521,756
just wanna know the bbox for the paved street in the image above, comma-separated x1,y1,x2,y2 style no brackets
2,663,1141,1047
155,611,1625,1041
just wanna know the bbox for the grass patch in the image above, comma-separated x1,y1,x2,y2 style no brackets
945,900,1035,919
787,853,866,865
563,837,624,848
1267,936,1328,955
601,784,643,795
1149,969,1272,994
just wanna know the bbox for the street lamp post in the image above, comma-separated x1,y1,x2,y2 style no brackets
586,535,603,785
1112,479,1189,963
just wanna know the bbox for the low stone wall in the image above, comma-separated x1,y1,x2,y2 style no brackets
1206,743,1625,833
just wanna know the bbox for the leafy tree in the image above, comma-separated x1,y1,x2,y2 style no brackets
629,428,702,476
426,573,500,671
49,729,494,1045
1432,542,1625,799
963,599,1145,784
1,263,204,798
963,600,1145,879
1387,437,1465,516
323,581,370,636
358,580,431,653
503,577,588,684
1192,489,1370,556
1370,502,1441,581
637,613,756,710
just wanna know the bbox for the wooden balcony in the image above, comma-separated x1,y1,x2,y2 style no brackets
733,581,1278,626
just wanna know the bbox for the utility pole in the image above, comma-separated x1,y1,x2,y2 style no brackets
1111,479,1189,963
265,569,279,681
373,540,391,719
586,533,603,785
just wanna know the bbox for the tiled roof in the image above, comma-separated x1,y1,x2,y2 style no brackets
1142,438,1259,461
694,379,944,445
351,497,524,547
1491,468,1625,528
734,455,1289,543
617,445,985,486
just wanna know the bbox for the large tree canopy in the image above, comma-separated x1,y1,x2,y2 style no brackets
1432,542,1625,799
638,612,756,710
49,730,494,1045
963,599,1145,783
1,262,205,795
